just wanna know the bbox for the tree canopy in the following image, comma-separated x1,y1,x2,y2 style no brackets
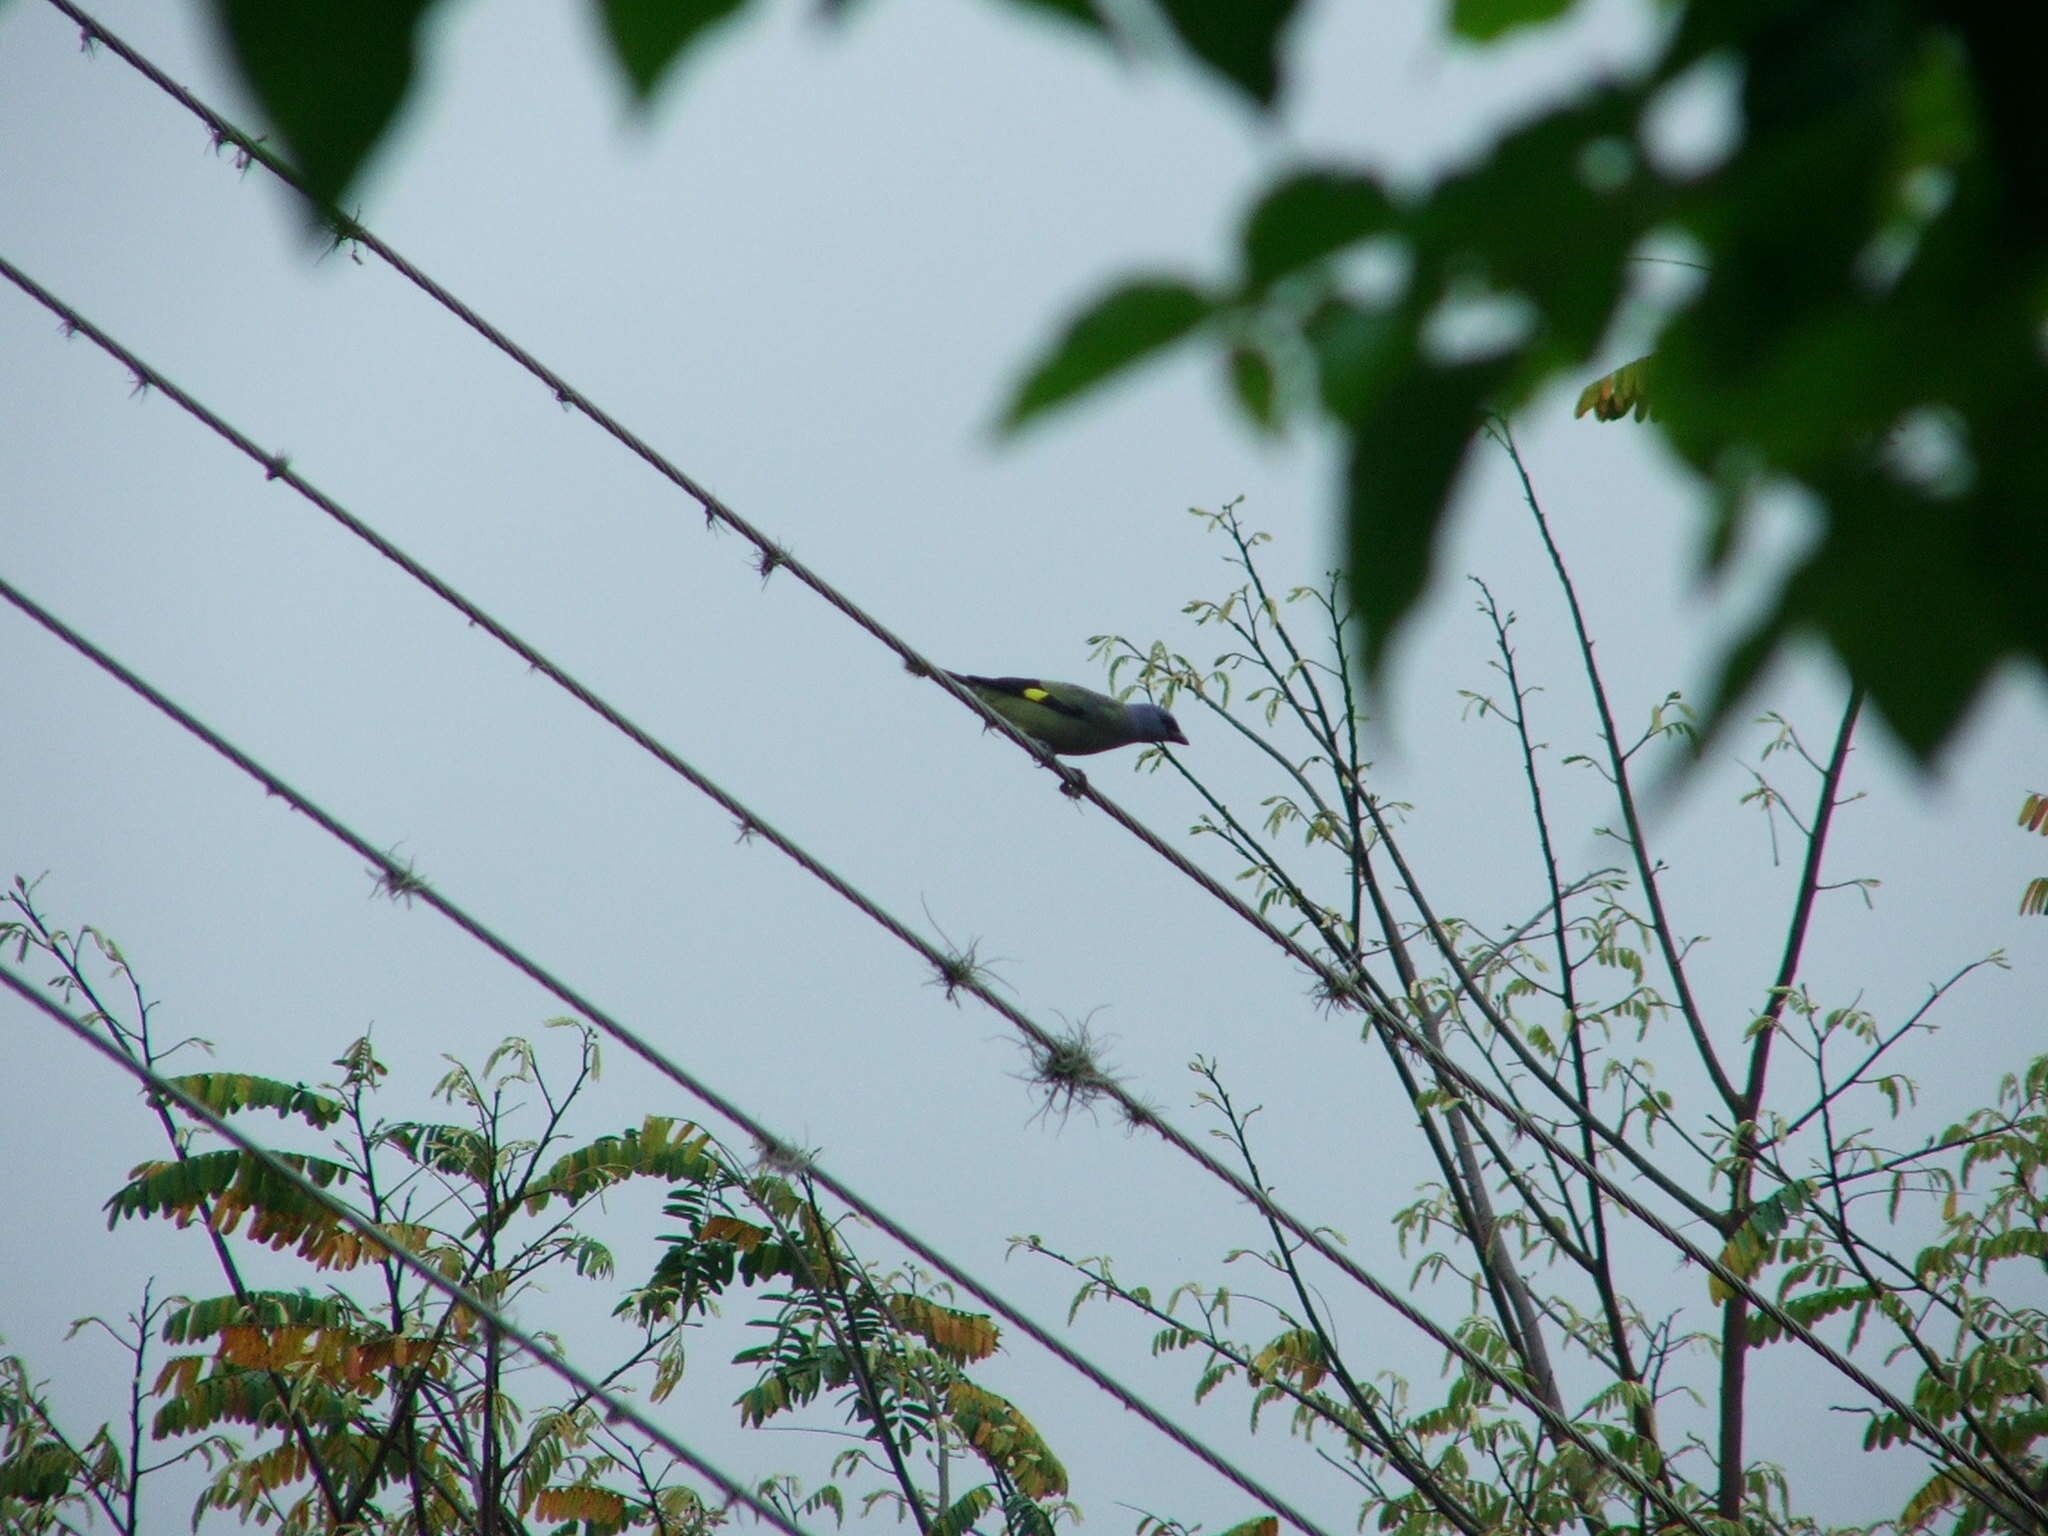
197,0,2047,760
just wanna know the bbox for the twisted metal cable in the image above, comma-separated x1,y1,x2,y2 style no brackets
4,236,2030,1531
20,11,2046,1519
0,555,1740,1536
0,550,1338,1531
24,2,1823,1258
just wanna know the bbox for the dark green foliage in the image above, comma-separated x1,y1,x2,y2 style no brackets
1001,279,1217,429
202,0,2048,757
160,1290,364,1344
996,0,1107,32
524,1117,723,1210
599,0,749,100
164,1073,346,1129
1239,170,1395,289
104,1147,354,1230
1152,0,1301,106
209,0,435,213
0,1438,78,1503
1448,0,1579,42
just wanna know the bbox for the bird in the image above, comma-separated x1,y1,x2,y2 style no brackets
948,673,1188,757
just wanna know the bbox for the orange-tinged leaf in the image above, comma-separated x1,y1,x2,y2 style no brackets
699,1215,770,1250
535,1484,627,1523
889,1294,1000,1362
1574,355,1656,422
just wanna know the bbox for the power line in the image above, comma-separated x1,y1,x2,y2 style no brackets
0,559,1343,1536
20,10,2043,1518
0,961,819,1536
4,231,2029,1530
0,556,1732,1536
25,0,1821,1266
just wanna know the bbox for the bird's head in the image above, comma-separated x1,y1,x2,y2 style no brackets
1129,702,1188,747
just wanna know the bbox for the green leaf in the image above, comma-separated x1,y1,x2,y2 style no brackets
210,0,439,211
1304,299,1407,420
1449,0,1579,43
105,1149,354,1230
1321,305,1507,684
1001,278,1215,431
1574,354,1656,421
1228,346,1279,432
1405,86,1645,366
1343,366,1507,679
1155,0,1301,107
1710,1179,1814,1303
1240,169,1395,289
994,0,1110,33
931,1485,998,1536
163,1073,345,1129
599,0,751,101
0,1437,82,1502
161,1290,363,1343
152,1366,353,1436
525,1117,721,1210
378,1120,495,1179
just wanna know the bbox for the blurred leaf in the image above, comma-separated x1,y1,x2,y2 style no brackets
1450,0,1579,43
995,0,1110,32
1409,86,1646,369
1155,0,1301,107
1305,299,1408,419
1241,169,1395,288
1001,278,1215,430
600,0,751,100
210,0,438,211
1228,346,1280,431
1314,300,1508,684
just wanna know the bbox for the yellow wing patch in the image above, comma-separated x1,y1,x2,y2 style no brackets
1021,687,1050,702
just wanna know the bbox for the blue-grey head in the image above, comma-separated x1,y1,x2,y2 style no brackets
1127,701,1188,746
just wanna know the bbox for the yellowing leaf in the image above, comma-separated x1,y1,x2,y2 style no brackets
1574,355,1656,421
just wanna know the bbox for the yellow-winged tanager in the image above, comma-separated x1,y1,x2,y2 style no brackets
950,673,1188,756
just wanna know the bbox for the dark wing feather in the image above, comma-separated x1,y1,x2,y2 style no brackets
949,673,1089,720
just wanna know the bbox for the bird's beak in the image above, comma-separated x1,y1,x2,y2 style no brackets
1168,725,1189,746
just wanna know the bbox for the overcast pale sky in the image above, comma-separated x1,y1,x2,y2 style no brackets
4,1,2045,1531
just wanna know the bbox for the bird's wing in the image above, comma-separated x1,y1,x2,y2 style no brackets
954,675,1092,721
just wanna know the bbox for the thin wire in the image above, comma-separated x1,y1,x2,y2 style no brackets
4,237,2029,1530
0,564,1719,1536
40,0,1083,795
0,566,1339,1536
21,0,1844,1283
24,9,2044,1517
0,962,816,1536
